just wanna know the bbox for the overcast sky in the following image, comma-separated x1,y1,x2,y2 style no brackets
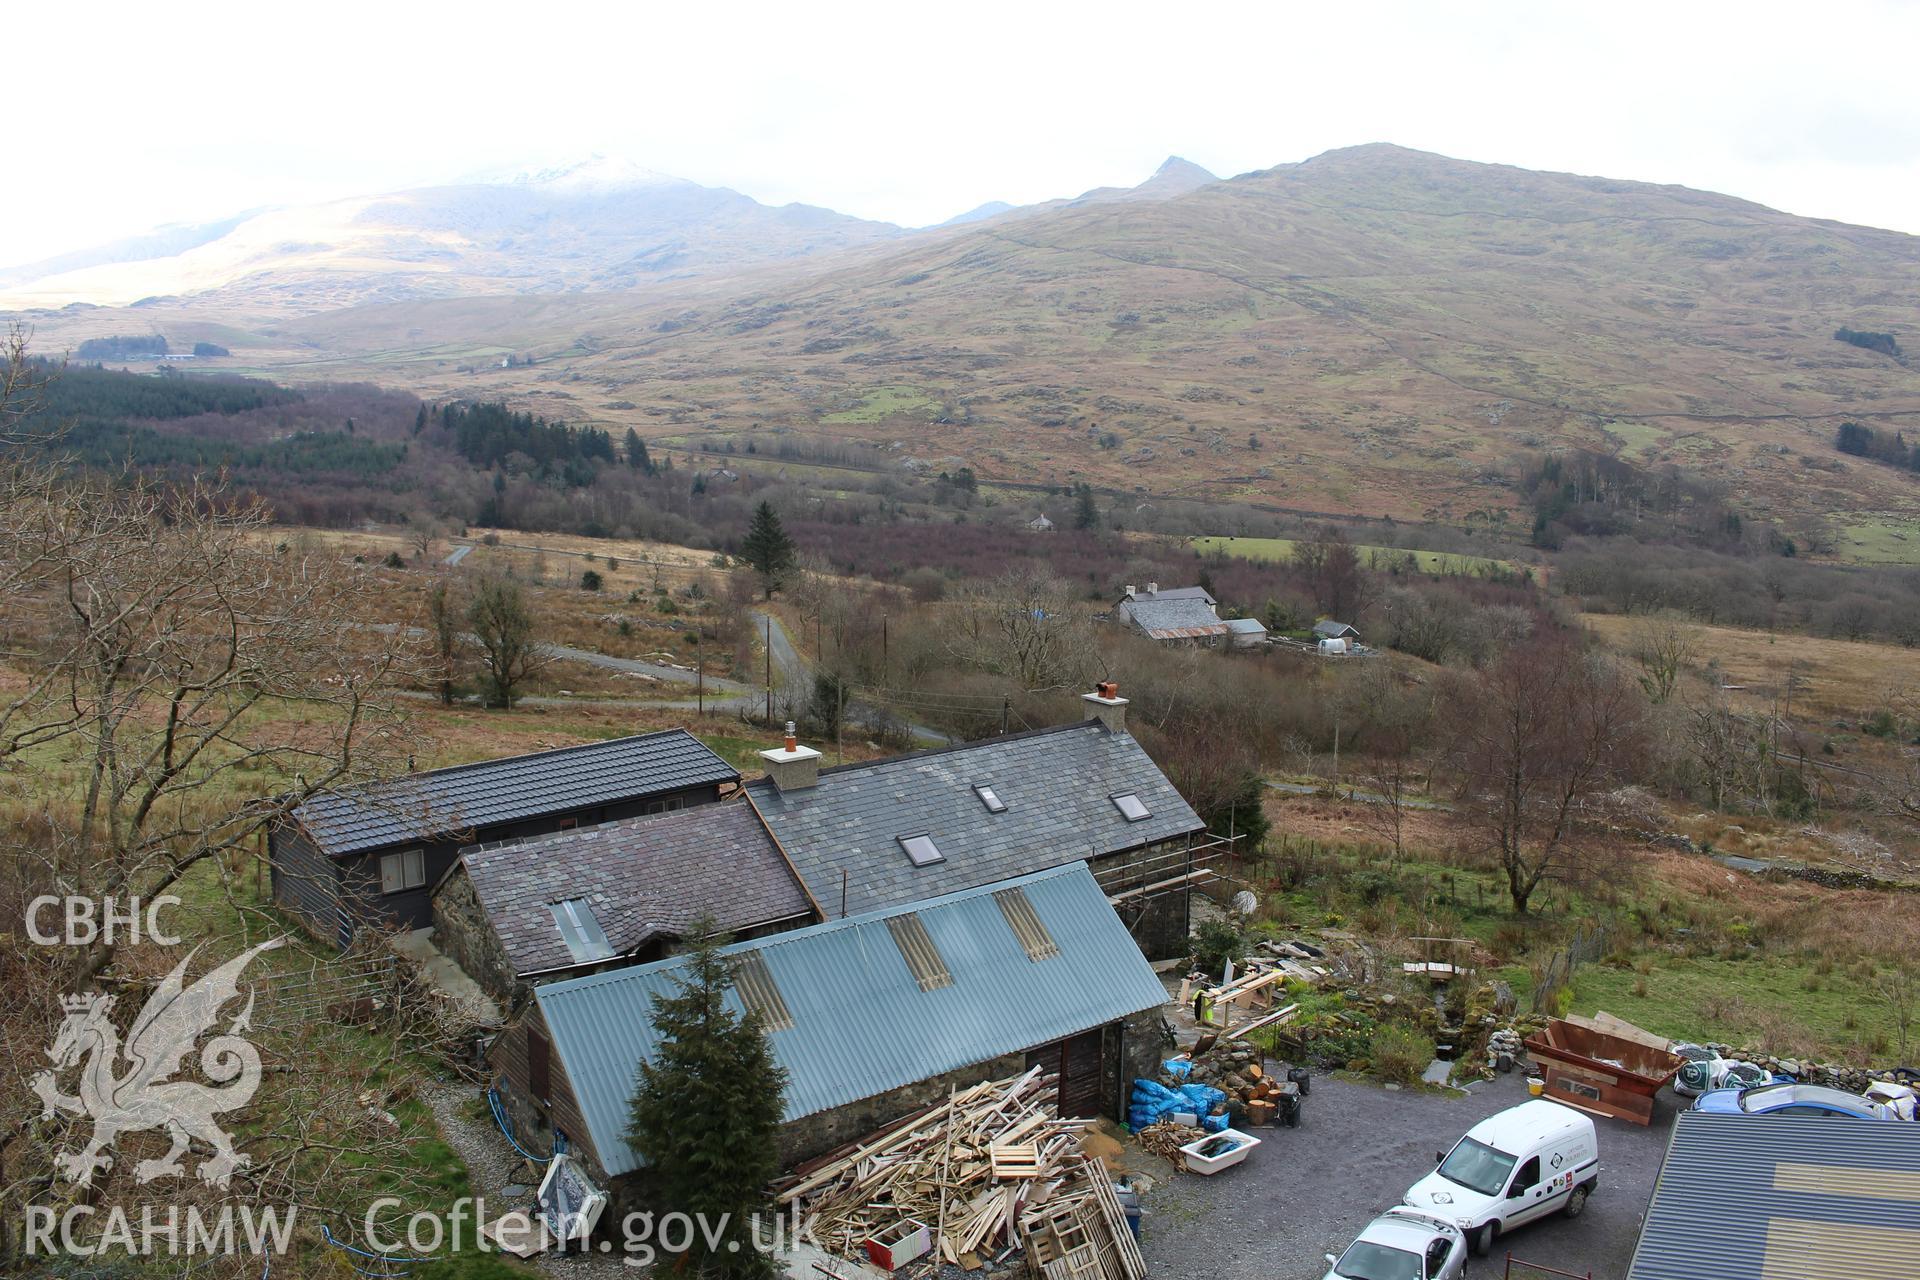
8,0,1920,264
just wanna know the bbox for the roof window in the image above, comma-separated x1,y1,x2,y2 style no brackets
994,887,1061,962
1112,792,1151,822
549,898,614,963
974,784,1007,814
886,913,954,991
899,834,945,866
728,952,794,1031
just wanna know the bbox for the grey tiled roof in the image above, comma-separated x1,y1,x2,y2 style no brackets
1130,586,1215,603
458,801,814,977
292,729,740,857
1118,596,1227,637
1313,620,1358,638
745,721,1203,917
1224,618,1268,634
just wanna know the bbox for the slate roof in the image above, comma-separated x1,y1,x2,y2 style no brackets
1223,617,1268,635
1313,620,1359,639
291,730,740,858
456,800,815,977
536,862,1170,1176
744,720,1203,917
1121,585,1215,604
1629,1111,1920,1280
1117,595,1228,639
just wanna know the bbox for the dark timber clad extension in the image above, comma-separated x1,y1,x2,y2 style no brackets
269,729,739,943
746,720,1203,918
1628,1111,1920,1280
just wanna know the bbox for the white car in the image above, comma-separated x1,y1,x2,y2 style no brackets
1321,1207,1467,1280
1403,1100,1599,1257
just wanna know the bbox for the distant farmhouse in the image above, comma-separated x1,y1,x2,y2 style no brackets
269,730,740,945
1114,583,1228,644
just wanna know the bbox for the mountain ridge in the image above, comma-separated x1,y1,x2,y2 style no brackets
11,144,1919,541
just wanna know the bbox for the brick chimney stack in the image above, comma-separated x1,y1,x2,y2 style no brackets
760,720,822,792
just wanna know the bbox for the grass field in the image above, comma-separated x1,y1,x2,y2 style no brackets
1833,516,1920,565
1192,535,1527,579
821,385,939,423
1580,612,1920,720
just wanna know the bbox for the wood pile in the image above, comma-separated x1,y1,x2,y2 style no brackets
1133,1119,1203,1166
1173,1037,1300,1126
773,1068,1143,1278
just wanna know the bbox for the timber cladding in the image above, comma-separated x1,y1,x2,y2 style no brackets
488,1003,598,1178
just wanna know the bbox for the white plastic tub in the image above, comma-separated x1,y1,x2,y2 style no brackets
1179,1128,1261,1175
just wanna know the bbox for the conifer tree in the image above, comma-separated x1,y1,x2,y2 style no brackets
627,926,788,1278
624,427,655,474
740,501,796,599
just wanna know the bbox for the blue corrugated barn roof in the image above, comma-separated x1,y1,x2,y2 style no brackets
292,729,739,857
535,862,1170,1177
1629,1111,1920,1280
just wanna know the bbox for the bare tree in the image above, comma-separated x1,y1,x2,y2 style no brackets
466,573,545,707
424,578,464,704
0,476,417,977
0,333,456,1265
1448,637,1644,912
1874,963,1915,1063
1292,525,1366,622
946,566,1096,691
408,517,443,562
1352,662,1436,858
1631,615,1697,704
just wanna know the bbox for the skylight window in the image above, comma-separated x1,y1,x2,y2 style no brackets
886,913,954,991
974,784,1007,814
549,898,614,964
1111,792,1151,822
899,834,945,866
729,952,794,1031
994,887,1060,962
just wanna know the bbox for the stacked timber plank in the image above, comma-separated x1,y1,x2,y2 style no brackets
773,1068,1143,1278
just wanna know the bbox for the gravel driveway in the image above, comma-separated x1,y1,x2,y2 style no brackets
1139,1071,1679,1280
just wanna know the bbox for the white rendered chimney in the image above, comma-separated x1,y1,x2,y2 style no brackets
1082,681,1129,734
760,721,822,792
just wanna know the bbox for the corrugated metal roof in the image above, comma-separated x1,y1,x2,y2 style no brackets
745,721,1204,917
535,862,1169,1177
1628,1111,1920,1280
292,729,740,857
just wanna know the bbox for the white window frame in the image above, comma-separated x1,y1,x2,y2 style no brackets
974,784,1007,814
1111,792,1151,822
379,847,426,894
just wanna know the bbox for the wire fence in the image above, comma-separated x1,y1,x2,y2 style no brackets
254,951,401,1031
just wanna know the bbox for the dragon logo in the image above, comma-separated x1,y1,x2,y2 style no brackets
32,938,283,1188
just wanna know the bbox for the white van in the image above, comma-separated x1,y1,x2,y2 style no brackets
1402,1100,1599,1256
